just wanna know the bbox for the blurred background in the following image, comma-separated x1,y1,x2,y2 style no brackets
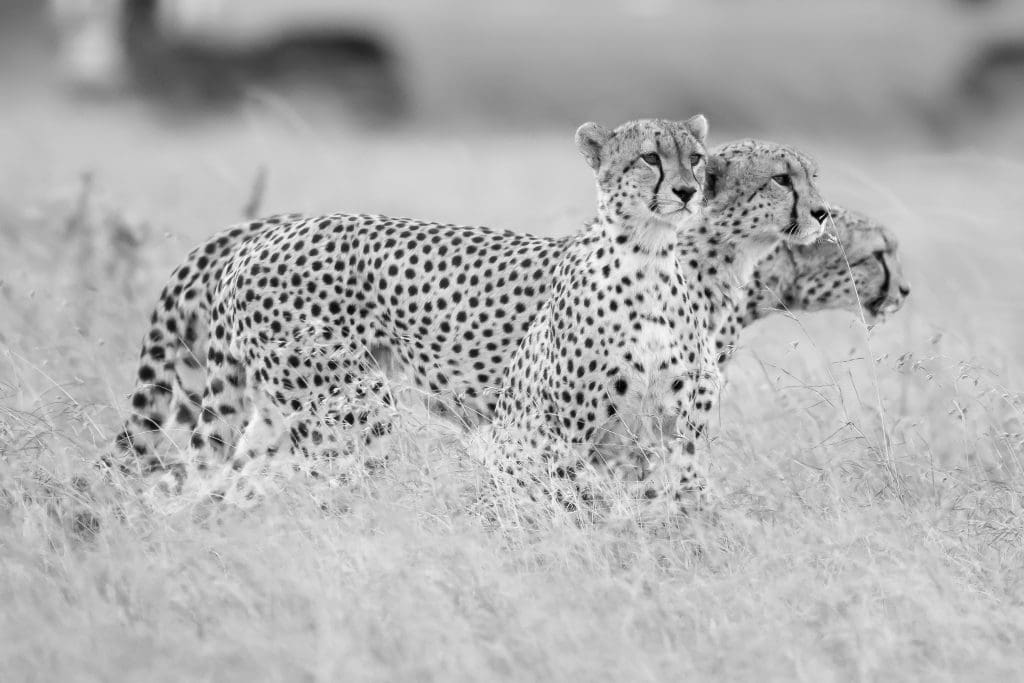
2,0,1020,136
0,0,1022,369
1,0,1021,180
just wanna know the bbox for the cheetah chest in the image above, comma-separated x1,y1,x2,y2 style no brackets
614,273,692,406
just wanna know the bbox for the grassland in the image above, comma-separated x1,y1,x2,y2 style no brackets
1,89,1024,682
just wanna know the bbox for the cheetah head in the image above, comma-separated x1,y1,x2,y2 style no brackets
706,140,829,249
787,206,910,323
575,116,709,225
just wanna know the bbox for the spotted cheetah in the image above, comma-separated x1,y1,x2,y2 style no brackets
490,134,829,514
112,177,908,487
714,204,910,365
143,116,706,498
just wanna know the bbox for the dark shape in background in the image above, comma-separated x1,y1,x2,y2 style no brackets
9,0,1024,141
48,0,405,122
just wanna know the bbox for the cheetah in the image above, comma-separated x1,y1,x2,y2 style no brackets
490,134,829,514
177,221,578,484
112,181,908,485
714,204,910,365
146,116,707,496
110,208,582,479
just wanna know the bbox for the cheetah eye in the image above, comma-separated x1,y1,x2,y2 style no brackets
772,174,792,187
689,154,704,166
641,153,661,166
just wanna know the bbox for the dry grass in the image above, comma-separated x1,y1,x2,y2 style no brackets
1,96,1024,681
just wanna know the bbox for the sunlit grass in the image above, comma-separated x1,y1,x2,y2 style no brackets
1,102,1023,680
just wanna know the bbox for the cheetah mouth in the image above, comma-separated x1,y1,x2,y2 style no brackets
783,221,823,245
655,204,694,219
864,252,892,318
651,196,696,219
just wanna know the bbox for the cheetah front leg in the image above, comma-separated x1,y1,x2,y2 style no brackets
647,395,711,514
607,394,709,520
627,438,707,520
206,393,291,508
158,337,249,495
487,414,595,515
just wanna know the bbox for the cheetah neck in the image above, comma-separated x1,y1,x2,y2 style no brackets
594,204,681,262
677,214,789,335
735,245,799,326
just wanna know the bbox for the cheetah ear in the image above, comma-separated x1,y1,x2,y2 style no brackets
575,122,612,171
684,114,709,143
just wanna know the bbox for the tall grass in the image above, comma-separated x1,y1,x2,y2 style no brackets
1,101,1023,680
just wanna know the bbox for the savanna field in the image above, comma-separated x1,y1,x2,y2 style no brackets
3,77,1024,681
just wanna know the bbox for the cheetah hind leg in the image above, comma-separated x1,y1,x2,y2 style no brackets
160,310,220,452
326,368,396,471
212,367,398,506
143,326,221,494
109,341,181,476
109,307,212,478
206,391,292,507
278,369,397,491
161,340,249,498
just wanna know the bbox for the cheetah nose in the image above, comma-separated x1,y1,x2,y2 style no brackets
810,208,829,224
673,186,696,203
898,284,911,297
